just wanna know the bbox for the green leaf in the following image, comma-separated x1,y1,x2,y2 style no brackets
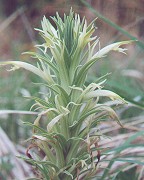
26,96,53,109
84,89,126,102
92,40,133,59
23,51,58,74
0,61,54,84
47,114,63,131
74,57,100,86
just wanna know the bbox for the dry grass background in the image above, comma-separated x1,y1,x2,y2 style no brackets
0,0,144,179
0,0,144,60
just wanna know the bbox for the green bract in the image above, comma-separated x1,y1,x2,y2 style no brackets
0,9,132,179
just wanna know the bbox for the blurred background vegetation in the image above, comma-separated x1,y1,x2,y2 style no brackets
0,0,144,179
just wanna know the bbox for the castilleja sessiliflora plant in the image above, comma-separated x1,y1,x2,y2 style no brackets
0,10,132,179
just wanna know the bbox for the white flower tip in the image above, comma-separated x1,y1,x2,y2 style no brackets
7,65,20,71
34,28,41,32
118,48,127,54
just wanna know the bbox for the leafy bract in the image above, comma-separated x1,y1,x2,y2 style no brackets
0,9,134,180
